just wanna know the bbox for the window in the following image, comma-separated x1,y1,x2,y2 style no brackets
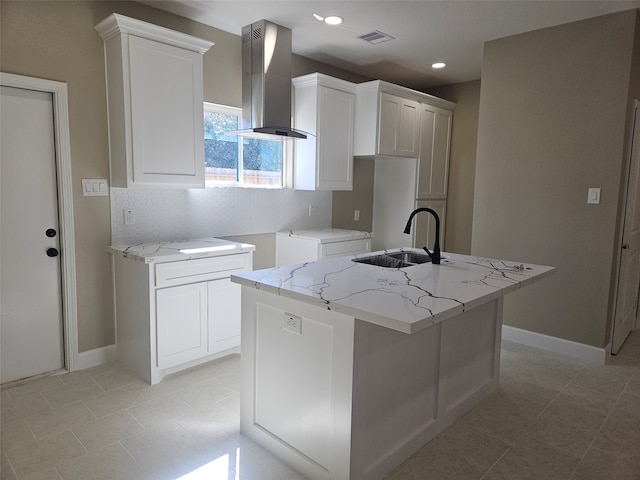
203,103,286,187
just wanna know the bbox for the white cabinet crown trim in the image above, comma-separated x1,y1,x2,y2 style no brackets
95,13,214,52
292,73,356,93
356,80,457,111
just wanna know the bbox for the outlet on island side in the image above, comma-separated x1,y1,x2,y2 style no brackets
284,313,302,335
354,210,360,221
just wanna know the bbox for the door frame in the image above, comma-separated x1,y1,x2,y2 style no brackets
610,99,640,350
1,72,79,372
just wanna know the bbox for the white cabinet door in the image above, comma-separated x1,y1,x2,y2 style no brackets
432,107,452,196
378,93,419,157
412,199,446,252
417,105,451,199
293,74,355,191
128,36,205,187
208,277,242,353
157,282,208,369
316,85,354,190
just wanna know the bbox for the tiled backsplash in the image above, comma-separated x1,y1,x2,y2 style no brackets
110,187,332,245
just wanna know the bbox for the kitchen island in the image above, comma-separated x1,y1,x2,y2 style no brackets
231,249,554,480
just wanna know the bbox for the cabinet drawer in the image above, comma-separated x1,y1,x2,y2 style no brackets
155,254,250,287
321,239,371,259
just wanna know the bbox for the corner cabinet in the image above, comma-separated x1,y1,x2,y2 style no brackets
292,73,356,190
361,80,455,252
95,14,214,188
111,250,253,385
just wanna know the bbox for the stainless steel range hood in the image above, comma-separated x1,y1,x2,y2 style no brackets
233,19,307,140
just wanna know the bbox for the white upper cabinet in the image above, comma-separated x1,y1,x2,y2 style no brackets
378,93,420,157
293,73,356,190
416,104,453,199
95,14,213,188
353,80,454,161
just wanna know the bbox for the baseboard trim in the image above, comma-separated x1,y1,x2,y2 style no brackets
502,325,606,365
76,344,117,370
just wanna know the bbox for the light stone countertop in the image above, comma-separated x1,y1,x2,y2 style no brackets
108,237,256,264
276,228,372,243
231,248,555,334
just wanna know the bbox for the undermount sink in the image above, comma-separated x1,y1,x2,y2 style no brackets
387,251,431,264
352,251,431,268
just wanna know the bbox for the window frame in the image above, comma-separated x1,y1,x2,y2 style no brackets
203,102,292,189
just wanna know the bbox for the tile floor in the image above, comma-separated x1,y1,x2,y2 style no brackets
1,333,639,480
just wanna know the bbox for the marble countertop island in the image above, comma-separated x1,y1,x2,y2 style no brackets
231,248,554,334
108,237,256,264
236,249,555,479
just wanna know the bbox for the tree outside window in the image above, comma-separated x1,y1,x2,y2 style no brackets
204,103,284,187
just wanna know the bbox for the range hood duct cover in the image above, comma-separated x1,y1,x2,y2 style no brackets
235,20,306,140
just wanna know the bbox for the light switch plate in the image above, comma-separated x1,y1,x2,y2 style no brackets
587,187,601,205
82,179,109,197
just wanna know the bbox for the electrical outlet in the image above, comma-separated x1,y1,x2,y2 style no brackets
284,313,302,335
124,209,135,225
354,210,360,221
308,204,315,216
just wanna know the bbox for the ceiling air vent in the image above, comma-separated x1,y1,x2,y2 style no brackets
358,30,395,44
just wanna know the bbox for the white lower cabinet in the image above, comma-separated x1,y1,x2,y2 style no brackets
112,250,253,384
275,229,372,267
157,277,243,370
208,277,242,353
157,282,208,369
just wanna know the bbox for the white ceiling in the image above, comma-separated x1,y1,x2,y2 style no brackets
139,0,640,89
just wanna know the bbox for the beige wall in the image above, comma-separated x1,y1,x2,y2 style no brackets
428,81,481,254
472,10,639,348
331,157,375,232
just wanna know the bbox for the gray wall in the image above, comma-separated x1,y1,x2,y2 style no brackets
472,10,639,348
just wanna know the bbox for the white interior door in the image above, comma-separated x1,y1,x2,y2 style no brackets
612,101,640,354
1,85,65,383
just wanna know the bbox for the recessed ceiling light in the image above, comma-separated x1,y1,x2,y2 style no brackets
432,62,446,69
324,16,343,25
313,14,343,25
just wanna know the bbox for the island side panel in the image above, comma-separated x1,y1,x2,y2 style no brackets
438,297,503,419
240,287,356,480
349,297,504,480
350,319,442,480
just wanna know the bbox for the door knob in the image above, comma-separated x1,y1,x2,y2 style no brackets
623,244,630,250
45,228,57,238
46,247,59,257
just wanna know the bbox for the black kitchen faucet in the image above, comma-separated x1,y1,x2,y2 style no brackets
403,208,441,264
